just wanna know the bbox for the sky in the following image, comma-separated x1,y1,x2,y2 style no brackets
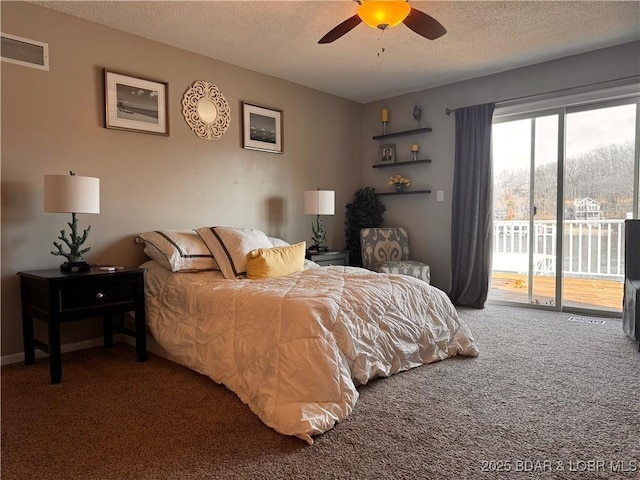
493,103,637,174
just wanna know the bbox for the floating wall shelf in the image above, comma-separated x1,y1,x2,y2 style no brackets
377,189,432,196
372,127,432,140
373,159,432,169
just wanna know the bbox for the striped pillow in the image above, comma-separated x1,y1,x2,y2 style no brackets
196,226,273,279
137,230,219,272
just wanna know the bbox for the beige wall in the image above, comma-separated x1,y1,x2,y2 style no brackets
363,41,640,289
1,2,363,356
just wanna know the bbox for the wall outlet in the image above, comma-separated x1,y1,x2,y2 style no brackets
437,190,444,202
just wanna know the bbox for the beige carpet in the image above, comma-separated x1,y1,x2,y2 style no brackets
2,305,638,480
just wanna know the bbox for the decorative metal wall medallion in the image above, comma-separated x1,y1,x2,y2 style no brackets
182,81,230,140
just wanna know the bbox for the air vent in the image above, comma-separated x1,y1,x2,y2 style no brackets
1,32,48,71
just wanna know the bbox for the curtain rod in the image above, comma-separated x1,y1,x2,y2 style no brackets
444,75,640,115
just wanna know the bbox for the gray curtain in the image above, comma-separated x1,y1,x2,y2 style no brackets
449,103,495,308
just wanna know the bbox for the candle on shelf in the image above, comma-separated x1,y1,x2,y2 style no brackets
381,108,389,123
411,144,419,161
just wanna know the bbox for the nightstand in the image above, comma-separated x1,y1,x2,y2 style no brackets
17,267,147,384
306,250,350,266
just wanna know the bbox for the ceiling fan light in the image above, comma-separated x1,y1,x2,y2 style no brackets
358,1,411,30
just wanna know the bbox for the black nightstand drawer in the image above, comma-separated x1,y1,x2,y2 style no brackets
60,281,134,311
313,257,348,266
306,250,350,266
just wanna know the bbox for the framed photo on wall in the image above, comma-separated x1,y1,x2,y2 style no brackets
104,69,169,136
242,102,283,153
379,144,396,164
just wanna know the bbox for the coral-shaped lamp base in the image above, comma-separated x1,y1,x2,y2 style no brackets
51,213,92,272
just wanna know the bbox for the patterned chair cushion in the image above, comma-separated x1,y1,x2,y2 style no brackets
376,261,431,284
360,227,430,284
360,227,411,270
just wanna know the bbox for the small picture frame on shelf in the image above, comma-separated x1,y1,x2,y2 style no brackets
379,144,395,164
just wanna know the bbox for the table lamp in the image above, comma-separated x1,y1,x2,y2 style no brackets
45,171,100,272
303,189,335,252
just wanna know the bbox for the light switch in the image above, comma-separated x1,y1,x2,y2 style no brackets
437,190,444,202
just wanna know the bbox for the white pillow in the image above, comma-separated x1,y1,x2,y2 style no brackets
136,230,219,272
268,237,290,247
196,226,273,279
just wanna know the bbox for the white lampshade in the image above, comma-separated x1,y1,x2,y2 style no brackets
44,174,100,214
304,190,335,216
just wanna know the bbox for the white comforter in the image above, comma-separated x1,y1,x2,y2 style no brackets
143,260,479,444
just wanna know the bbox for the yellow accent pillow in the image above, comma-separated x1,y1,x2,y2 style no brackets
246,241,306,279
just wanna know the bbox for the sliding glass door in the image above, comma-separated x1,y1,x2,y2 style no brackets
563,101,638,312
490,96,639,314
491,113,559,307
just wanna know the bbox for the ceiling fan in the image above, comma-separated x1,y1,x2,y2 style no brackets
318,0,447,44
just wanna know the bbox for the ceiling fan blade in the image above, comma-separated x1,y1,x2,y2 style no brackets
403,8,447,40
318,14,362,44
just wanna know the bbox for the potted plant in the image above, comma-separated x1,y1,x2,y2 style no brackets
344,187,386,266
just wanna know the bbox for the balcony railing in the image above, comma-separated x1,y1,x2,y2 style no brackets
493,219,625,279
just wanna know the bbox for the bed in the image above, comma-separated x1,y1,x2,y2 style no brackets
137,227,479,444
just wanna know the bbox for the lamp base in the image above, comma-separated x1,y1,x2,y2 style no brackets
60,261,91,273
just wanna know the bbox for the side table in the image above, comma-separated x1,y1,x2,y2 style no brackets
17,267,147,384
306,250,350,266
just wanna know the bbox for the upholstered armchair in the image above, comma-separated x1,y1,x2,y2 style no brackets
360,227,430,284
623,219,639,349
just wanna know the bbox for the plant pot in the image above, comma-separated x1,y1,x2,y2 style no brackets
394,184,407,193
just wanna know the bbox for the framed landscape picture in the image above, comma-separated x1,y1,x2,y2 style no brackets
104,69,169,135
242,102,283,153
379,144,396,164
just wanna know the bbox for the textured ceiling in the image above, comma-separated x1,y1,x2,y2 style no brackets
31,1,640,103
